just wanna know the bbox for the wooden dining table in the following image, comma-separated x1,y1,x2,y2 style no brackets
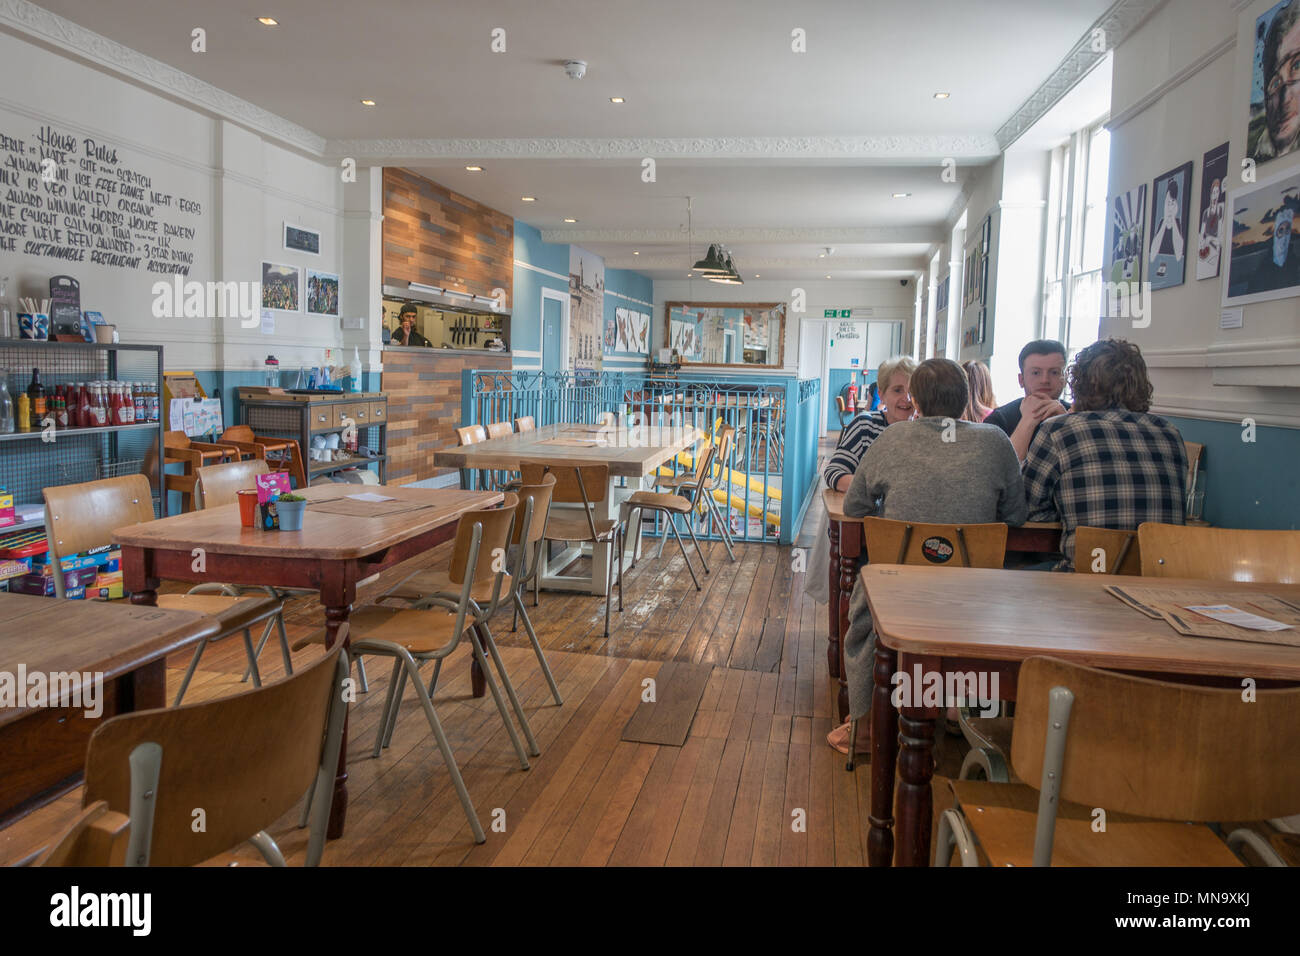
434,422,702,595
822,487,1061,721
861,564,1300,867
114,483,501,839
0,591,223,828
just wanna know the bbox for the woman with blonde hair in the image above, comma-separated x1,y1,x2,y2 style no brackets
962,359,997,422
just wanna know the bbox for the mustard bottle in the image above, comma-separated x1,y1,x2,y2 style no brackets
16,392,30,431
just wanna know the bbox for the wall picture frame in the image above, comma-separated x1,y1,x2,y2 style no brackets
283,222,321,256
261,261,301,312
1223,164,1300,307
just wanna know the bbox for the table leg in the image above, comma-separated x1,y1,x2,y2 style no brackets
868,640,899,867
323,603,351,840
827,517,841,678
894,706,937,867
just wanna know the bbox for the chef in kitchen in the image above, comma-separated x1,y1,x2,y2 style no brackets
392,304,431,347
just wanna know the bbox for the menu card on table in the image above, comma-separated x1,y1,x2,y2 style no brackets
1106,585,1300,647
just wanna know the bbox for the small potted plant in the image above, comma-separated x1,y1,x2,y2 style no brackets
275,492,307,531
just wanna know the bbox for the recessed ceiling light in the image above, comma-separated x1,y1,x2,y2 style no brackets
825,274,832,279
818,252,826,258
521,196,536,202
892,192,911,198
633,250,639,255
257,17,278,26
754,274,760,278
465,165,483,172
610,97,625,104
360,99,376,107
933,92,950,99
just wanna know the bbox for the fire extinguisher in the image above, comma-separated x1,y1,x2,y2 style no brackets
846,372,858,413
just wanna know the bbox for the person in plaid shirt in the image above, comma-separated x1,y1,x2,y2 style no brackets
1022,338,1187,570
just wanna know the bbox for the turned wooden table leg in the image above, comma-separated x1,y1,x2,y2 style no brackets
894,708,937,866
827,518,841,678
323,603,352,840
868,640,899,867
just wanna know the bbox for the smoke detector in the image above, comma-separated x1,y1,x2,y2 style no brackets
564,60,587,80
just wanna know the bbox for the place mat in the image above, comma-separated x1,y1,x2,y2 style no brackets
307,497,434,518
621,661,713,747
537,437,603,447
1106,585,1300,647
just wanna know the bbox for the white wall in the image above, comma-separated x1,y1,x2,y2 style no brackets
0,29,363,377
1108,0,1300,427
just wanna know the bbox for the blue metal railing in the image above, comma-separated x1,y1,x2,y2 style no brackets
462,369,820,544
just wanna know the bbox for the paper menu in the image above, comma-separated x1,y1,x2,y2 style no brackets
1106,585,1300,647
346,493,395,502
1182,605,1292,631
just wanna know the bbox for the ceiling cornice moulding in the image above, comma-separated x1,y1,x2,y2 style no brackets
0,0,326,154
326,135,1001,164
539,226,940,244
606,255,927,271
995,0,1166,150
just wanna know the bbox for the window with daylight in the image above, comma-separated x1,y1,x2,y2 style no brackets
1043,121,1110,362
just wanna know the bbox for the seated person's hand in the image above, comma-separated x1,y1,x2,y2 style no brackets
835,474,852,493
1022,394,1066,424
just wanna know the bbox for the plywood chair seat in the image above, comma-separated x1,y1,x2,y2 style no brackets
626,490,694,514
542,512,618,542
155,593,282,632
382,568,514,606
344,604,476,655
947,779,1241,867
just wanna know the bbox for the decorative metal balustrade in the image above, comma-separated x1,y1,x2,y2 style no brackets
462,368,821,545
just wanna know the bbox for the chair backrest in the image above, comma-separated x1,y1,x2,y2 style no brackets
861,516,1007,569
163,430,191,451
449,493,518,586
82,643,348,866
221,425,256,444
514,416,535,433
486,420,514,440
704,424,735,488
196,458,270,510
1138,522,1300,583
1072,526,1140,575
691,443,719,497
1011,655,1300,822
520,463,610,506
456,424,487,446
45,475,153,573
512,473,556,546
836,396,846,413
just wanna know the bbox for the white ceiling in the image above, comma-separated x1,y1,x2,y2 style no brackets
33,0,1120,279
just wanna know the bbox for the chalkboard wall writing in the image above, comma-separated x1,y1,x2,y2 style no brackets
0,122,203,275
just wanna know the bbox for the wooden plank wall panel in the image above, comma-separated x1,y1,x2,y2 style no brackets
382,349,510,485
383,168,513,309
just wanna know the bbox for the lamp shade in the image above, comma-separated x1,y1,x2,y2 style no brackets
692,243,729,275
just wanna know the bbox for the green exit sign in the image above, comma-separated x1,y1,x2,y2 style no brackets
823,309,853,318
823,309,836,317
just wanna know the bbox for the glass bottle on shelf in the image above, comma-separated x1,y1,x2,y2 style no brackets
0,372,13,433
26,368,45,430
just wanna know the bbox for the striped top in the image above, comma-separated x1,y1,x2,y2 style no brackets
824,410,889,489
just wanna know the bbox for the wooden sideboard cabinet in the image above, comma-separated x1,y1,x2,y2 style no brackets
236,389,389,485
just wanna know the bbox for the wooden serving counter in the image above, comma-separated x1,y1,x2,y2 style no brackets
237,388,389,484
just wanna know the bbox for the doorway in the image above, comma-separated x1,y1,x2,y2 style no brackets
541,287,569,374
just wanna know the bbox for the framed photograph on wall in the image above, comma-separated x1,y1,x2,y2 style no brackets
1196,142,1230,280
1223,164,1300,306
1247,0,1300,166
1109,184,1147,285
306,269,339,316
283,222,321,255
261,261,300,312
1148,161,1194,290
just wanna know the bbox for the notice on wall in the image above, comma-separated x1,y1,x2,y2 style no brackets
0,122,204,275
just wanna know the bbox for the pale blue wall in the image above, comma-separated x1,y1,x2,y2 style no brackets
603,266,655,371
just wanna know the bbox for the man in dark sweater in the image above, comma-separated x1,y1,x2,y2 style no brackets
985,339,1070,460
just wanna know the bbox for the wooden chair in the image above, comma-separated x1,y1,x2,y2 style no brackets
486,421,513,439
42,475,283,706
380,475,562,706
1072,527,1140,575
521,463,621,637
143,430,238,514
935,655,1300,866
514,416,535,433
37,644,348,866
653,424,736,563
195,457,269,511
848,517,1010,772
308,497,537,844
835,395,849,429
216,425,307,490
1138,523,1300,583
456,423,489,490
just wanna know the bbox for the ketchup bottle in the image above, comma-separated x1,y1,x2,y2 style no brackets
77,383,91,428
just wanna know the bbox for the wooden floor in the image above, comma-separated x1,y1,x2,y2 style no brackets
8,449,970,867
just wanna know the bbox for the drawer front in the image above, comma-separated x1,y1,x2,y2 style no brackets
343,403,369,426
369,402,386,423
310,404,338,430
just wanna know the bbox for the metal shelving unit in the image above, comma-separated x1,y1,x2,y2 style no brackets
0,341,166,523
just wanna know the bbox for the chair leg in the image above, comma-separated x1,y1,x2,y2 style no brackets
655,511,670,560
605,534,615,638
382,660,413,750
683,515,710,576
617,525,625,613
241,617,278,683
173,640,208,707
469,625,533,768
241,628,263,689
514,591,562,705
248,830,287,866
402,652,487,844
480,621,540,757
276,613,294,678
707,495,736,562
355,657,368,694
669,518,701,590
374,657,404,757
846,717,859,772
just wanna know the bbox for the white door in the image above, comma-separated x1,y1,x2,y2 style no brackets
797,320,829,437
